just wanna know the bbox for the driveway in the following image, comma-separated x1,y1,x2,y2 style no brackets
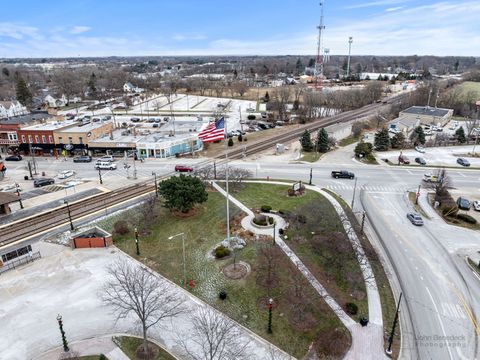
0,242,289,360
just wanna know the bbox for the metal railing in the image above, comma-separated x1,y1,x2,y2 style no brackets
0,251,41,275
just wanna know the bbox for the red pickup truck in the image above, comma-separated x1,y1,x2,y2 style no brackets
175,165,193,172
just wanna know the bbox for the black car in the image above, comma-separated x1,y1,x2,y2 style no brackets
5,155,22,161
73,155,92,163
34,178,55,187
415,157,426,165
456,197,471,210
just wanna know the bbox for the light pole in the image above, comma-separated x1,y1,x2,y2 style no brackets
346,36,353,79
272,221,276,245
152,172,158,197
98,167,103,184
64,200,74,231
386,292,403,355
56,314,69,352
415,185,421,205
267,298,273,334
309,167,313,185
169,232,186,286
351,177,358,208
134,227,140,256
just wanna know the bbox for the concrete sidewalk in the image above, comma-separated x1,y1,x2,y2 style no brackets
212,180,387,360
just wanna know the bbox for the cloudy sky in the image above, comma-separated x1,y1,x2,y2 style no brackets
0,0,479,57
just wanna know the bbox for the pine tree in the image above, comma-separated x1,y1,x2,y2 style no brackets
455,126,466,143
300,130,313,152
374,128,390,151
264,91,270,103
410,126,426,145
87,72,97,97
316,128,330,153
228,138,234,147
390,132,405,149
15,77,32,106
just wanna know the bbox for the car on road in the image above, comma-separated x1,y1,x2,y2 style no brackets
175,164,193,172
415,146,426,153
457,158,470,167
58,170,75,179
456,197,471,210
73,155,92,163
0,184,21,192
423,173,442,183
5,155,22,161
473,200,480,211
415,157,426,165
95,161,117,170
153,123,159,128
130,117,141,122
407,212,424,226
331,170,355,179
398,155,410,164
34,178,55,187
98,155,114,162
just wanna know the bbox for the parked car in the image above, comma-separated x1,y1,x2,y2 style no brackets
0,184,21,192
73,155,92,163
398,155,410,164
423,173,442,183
407,212,424,226
415,146,426,153
331,170,355,179
473,200,480,211
457,158,470,167
153,123,159,128
257,123,268,130
58,170,75,179
98,155,114,162
130,117,141,122
415,157,426,165
5,155,22,161
34,178,55,187
175,165,193,172
456,197,471,210
92,117,101,122
95,161,117,170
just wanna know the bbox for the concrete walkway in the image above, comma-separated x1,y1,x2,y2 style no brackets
212,180,387,360
35,335,130,360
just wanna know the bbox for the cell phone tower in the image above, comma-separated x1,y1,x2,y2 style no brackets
314,1,326,89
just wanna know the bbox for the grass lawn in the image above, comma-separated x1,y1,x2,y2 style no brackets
102,185,351,358
427,195,480,230
339,136,359,147
114,336,175,360
323,189,400,358
458,81,480,100
300,151,322,162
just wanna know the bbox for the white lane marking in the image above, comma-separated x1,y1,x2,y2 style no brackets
426,287,454,360
407,170,413,175
457,172,467,178
472,270,480,281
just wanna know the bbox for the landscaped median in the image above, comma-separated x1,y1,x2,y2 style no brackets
98,182,362,358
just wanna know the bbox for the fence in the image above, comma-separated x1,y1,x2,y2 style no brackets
0,251,41,275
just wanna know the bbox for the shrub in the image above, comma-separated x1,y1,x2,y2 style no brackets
346,302,358,315
456,213,477,224
261,205,272,213
228,138,234,147
99,355,107,360
297,214,307,223
243,137,247,142
287,188,295,196
247,114,256,120
113,220,129,235
238,134,243,142
215,245,231,258
268,216,274,224
253,214,268,226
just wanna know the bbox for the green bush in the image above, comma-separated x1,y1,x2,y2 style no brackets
214,245,231,258
261,205,272,213
456,213,477,224
346,302,358,315
99,355,107,360
238,134,243,142
228,138,234,147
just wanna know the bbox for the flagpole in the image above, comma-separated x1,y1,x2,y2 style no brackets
225,116,230,243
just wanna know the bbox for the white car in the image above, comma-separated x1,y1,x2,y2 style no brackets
473,201,480,211
415,146,426,153
58,170,75,179
0,184,21,192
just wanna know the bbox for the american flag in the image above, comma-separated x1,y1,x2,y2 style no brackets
198,117,225,143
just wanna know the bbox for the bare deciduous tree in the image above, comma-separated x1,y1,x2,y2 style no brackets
180,307,250,360
256,245,281,296
101,260,186,355
138,194,157,230
271,87,291,121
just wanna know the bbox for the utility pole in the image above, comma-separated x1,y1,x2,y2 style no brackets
98,168,103,184
351,177,358,208
213,161,217,180
16,183,23,209
64,200,74,231
361,211,366,234
152,172,158,197
415,185,421,205
309,167,313,185
267,298,273,333
314,1,326,88
386,292,403,355
273,221,276,245
346,36,353,79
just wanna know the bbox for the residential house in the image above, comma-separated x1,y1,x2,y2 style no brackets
123,82,145,93
0,101,29,119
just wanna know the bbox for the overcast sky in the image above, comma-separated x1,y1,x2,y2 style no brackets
1,0,479,58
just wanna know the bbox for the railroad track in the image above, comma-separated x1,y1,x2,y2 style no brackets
0,95,404,250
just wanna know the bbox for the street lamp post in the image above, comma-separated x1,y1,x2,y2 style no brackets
169,232,186,286
267,298,273,334
152,172,158,197
386,292,403,355
134,227,140,256
98,167,103,184
272,221,276,245
415,185,421,205
309,167,313,185
64,200,74,231
56,314,69,352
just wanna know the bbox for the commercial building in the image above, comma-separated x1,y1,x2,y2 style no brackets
54,121,114,152
136,133,202,159
399,106,453,127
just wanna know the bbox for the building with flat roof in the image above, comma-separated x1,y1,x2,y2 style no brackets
137,133,203,159
55,121,113,150
399,106,453,126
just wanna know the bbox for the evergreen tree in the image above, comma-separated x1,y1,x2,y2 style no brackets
410,126,426,145
15,77,32,106
390,132,406,149
264,91,270,103
295,58,303,74
316,128,330,153
2,67,9,77
87,72,97,97
455,126,466,143
228,137,234,147
374,128,390,151
300,130,313,152
308,58,315,67
158,175,208,213
354,141,373,158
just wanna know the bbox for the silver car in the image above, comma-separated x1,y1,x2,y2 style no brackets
407,212,424,226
